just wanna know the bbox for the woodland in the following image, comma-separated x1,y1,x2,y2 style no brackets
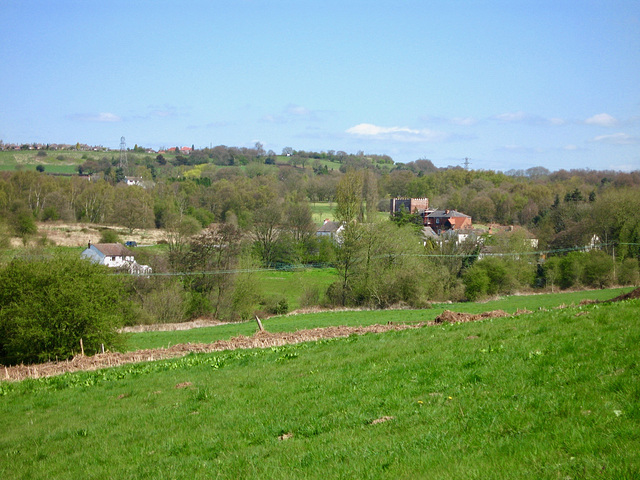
0,146,639,363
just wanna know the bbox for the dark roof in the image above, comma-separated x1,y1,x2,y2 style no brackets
422,226,438,238
317,221,342,233
92,243,133,257
427,209,471,219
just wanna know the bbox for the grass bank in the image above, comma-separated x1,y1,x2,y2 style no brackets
1,299,638,479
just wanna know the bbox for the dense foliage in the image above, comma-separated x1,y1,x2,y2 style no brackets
0,254,131,365
0,147,638,321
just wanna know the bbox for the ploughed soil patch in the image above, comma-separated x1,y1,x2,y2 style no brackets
0,309,532,382
607,287,640,302
433,309,512,324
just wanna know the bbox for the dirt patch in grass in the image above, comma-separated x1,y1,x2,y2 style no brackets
121,319,230,333
35,222,168,247
434,309,511,324
608,287,640,302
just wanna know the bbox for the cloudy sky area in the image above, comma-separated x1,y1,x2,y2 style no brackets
1,0,639,172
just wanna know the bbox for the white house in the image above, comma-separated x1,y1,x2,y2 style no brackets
81,243,152,274
316,219,344,241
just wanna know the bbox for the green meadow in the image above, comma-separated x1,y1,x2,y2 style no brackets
1,296,638,479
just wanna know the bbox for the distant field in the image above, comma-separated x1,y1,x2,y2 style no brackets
0,150,152,173
310,202,336,224
257,267,338,311
2,297,638,479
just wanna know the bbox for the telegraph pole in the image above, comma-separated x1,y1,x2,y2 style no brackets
463,157,471,170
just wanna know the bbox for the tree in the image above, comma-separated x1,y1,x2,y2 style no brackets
181,223,244,319
335,170,364,223
9,207,37,242
0,254,131,365
252,204,283,266
110,185,154,233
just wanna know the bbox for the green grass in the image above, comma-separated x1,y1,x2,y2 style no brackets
310,201,336,224
125,286,633,352
256,267,338,310
1,299,638,479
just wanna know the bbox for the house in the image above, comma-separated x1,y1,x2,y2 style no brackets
426,209,472,234
440,227,484,246
487,224,539,249
316,219,344,240
124,176,143,186
390,198,430,215
81,243,152,274
421,226,439,245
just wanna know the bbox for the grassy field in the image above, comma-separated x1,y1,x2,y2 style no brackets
256,267,338,311
1,297,638,479
125,287,633,351
309,201,336,224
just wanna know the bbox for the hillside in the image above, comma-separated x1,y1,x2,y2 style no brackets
1,297,638,479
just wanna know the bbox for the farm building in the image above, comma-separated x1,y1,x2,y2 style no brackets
81,243,152,274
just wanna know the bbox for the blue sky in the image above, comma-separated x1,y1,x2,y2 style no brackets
1,0,639,172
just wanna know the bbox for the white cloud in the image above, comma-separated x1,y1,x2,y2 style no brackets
450,116,478,126
492,112,567,126
585,113,618,127
549,117,566,126
591,132,639,145
563,144,579,151
346,123,449,142
493,111,527,123
68,112,122,122
262,104,319,123
285,104,311,116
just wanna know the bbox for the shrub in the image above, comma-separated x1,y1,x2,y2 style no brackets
582,250,614,288
618,258,639,286
99,228,121,243
559,252,584,289
261,295,289,315
0,254,132,365
463,266,490,301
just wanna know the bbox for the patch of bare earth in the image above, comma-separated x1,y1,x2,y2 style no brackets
121,319,229,333
33,222,167,247
608,287,640,302
0,308,531,382
433,309,511,324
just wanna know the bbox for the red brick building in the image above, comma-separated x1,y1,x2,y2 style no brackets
426,209,472,234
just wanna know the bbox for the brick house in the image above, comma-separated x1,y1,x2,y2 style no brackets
426,209,472,234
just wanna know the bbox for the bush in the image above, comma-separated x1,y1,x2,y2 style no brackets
463,257,518,301
463,266,490,301
559,252,584,289
618,258,639,286
581,250,614,288
99,228,121,243
261,295,289,315
0,254,132,365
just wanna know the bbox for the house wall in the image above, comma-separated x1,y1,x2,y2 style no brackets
390,198,429,214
